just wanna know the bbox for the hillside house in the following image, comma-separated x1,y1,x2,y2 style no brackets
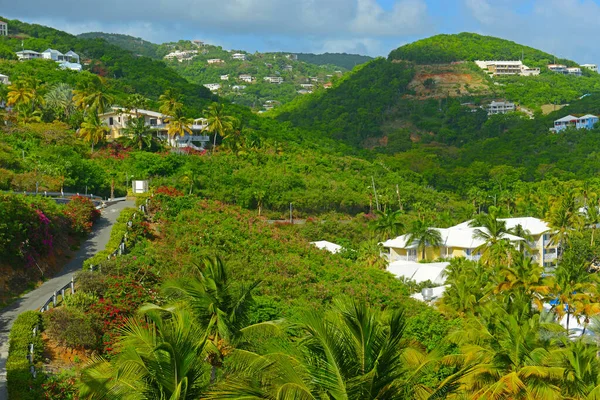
232,85,246,90
220,75,229,81
42,48,80,63
310,240,342,254
286,54,298,61
486,101,516,115
299,84,314,89
207,59,224,64
547,64,581,76
0,74,10,85
164,50,198,62
192,40,204,47
239,74,253,83
582,64,598,73
323,82,333,89
475,60,539,76
297,89,312,95
232,53,246,61
551,114,599,132
203,83,221,91
16,50,42,60
99,107,210,149
283,65,293,71
382,217,557,268
0,20,7,36
264,76,284,84
59,62,82,71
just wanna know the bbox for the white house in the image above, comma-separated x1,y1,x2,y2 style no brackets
232,85,246,90
283,65,293,71
220,74,229,81
16,50,42,61
99,107,210,149
297,89,312,95
59,61,82,72
164,50,198,62
310,240,342,254
207,59,224,64
551,114,599,133
203,83,221,92
232,53,246,61
0,20,7,36
475,60,539,77
487,101,516,115
582,64,598,73
388,260,449,285
567,67,582,77
286,54,298,61
264,76,284,84
0,74,10,85
239,74,253,83
299,83,314,89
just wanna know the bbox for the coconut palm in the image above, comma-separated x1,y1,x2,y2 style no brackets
584,194,600,247
470,210,515,266
73,78,114,114
440,258,492,316
122,116,155,150
44,83,75,121
165,114,193,146
406,219,442,261
125,93,148,116
161,257,278,383
79,307,210,400
7,78,38,108
221,117,246,155
15,105,42,125
204,102,234,152
552,339,600,399
79,113,109,151
370,208,405,241
209,300,462,399
545,191,583,261
509,223,534,254
159,89,183,116
450,305,564,399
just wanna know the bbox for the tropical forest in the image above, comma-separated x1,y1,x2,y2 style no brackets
4,9,600,400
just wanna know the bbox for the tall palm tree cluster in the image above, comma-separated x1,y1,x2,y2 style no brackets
4,74,257,154
79,257,463,399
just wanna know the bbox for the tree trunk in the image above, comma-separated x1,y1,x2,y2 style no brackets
210,365,217,384
110,178,115,200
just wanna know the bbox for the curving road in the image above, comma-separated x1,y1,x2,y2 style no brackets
0,200,135,400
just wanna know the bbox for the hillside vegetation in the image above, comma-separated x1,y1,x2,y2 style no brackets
76,32,166,59
295,52,373,69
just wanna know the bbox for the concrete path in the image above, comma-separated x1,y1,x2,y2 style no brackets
0,200,135,400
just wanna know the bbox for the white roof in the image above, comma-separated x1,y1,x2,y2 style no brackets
451,217,550,236
580,114,598,119
411,285,448,302
0,74,8,78
100,107,164,119
310,240,342,254
65,50,79,56
58,62,82,71
43,48,64,56
16,50,40,55
388,261,449,285
382,226,523,251
554,115,578,123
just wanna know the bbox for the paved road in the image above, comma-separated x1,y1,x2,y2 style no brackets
0,200,135,400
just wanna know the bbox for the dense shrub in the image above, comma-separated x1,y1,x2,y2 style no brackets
74,270,108,297
62,195,100,236
6,311,43,400
62,291,99,311
40,369,78,400
43,307,97,349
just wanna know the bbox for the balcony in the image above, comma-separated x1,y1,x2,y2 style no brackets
465,255,482,261
544,252,558,261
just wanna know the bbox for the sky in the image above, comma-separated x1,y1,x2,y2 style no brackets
2,0,600,63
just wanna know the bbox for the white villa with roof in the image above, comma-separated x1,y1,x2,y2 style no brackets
0,20,7,36
99,107,210,150
475,60,540,77
382,217,557,268
551,114,599,133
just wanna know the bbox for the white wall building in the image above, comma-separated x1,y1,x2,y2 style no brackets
0,74,10,85
203,83,221,91
220,74,229,81
232,53,246,61
239,74,253,83
475,60,540,77
16,50,42,61
0,20,7,36
487,101,516,115
582,64,598,73
207,59,224,64
264,76,284,84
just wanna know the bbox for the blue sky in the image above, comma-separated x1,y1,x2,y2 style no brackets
4,0,600,63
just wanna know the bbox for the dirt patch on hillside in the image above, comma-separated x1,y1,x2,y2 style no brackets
406,64,493,99
541,104,567,115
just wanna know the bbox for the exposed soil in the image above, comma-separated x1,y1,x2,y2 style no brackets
406,64,493,99
541,103,567,115
40,332,91,375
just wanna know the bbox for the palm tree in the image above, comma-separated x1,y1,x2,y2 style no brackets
159,89,183,116
204,102,234,152
7,79,35,108
79,113,109,151
584,194,600,247
545,191,583,263
406,219,442,261
15,106,42,125
552,339,600,399
209,301,462,399
165,114,193,146
450,305,564,399
470,210,515,266
73,77,114,114
221,117,246,155
122,115,155,150
509,223,534,253
44,83,75,121
370,208,404,241
160,257,277,383
79,307,209,399
125,93,148,116
440,258,492,316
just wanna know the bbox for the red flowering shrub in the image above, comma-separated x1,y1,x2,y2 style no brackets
62,196,101,236
41,370,78,400
155,186,184,197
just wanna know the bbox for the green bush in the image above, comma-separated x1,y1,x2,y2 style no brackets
6,311,43,400
74,270,108,297
62,291,99,311
83,208,137,269
43,307,97,349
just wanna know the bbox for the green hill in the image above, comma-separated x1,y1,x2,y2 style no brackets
0,18,214,111
295,52,373,70
76,32,165,59
388,32,575,67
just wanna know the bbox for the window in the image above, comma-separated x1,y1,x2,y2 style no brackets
466,248,472,256
117,117,121,123
150,118,157,126
108,117,113,126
